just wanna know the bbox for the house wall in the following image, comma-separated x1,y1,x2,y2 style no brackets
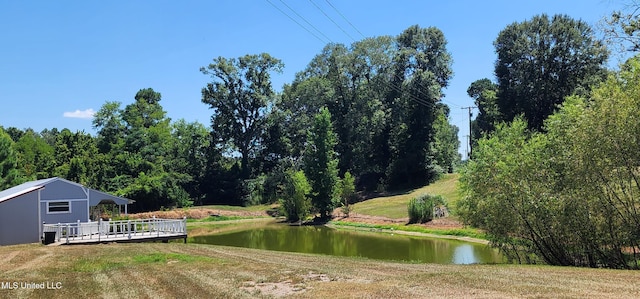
0,191,40,246
39,180,90,224
40,200,89,224
40,180,87,200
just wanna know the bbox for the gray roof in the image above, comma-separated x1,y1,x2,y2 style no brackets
0,178,132,205
0,182,45,203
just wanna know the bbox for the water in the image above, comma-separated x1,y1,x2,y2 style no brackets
190,223,503,264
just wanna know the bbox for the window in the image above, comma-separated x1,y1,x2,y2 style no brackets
47,201,70,214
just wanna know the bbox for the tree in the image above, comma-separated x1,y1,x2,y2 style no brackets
201,53,284,180
432,106,461,173
14,130,55,180
279,170,312,222
338,171,356,216
459,55,640,269
467,78,500,143
602,1,640,53
168,119,210,205
386,25,453,189
92,89,189,211
494,14,608,131
304,107,340,218
0,128,21,189
93,101,125,154
52,129,97,186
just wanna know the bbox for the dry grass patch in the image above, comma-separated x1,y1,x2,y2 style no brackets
127,206,270,220
1,242,640,298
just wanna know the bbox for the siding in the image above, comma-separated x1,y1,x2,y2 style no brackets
0,191,40,246
41,200,89,224
40,180,87,200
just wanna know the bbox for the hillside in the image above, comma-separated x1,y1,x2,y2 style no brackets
349,173,460,219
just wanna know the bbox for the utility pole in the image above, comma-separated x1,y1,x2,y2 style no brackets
464,135,470,160
461,106,476,159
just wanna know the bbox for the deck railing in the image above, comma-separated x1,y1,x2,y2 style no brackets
42,217,187,244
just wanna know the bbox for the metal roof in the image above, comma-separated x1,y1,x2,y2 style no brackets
0,184,45,203
0,177,132,205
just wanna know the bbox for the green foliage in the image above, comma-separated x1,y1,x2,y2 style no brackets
304,107,340,218
494,14,608,131
467,78,500,145
0,128,22,189
407,194,446,224
279,170,312,222
282,26,453,193
460,58,640,268
603,4,640,53
432,106,461,173
386,25,453,190
338,171,356,216
241,176,265,206
14,129,55,180
201,53,284,180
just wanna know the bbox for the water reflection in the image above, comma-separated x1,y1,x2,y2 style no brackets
190,223,503,264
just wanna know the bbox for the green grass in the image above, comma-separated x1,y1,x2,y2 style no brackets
186,215,262,223
330,220,485,240
352,173,460,219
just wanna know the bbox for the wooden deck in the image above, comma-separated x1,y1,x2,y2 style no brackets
42,217,187,245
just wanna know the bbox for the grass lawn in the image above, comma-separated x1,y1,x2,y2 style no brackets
351,173,460,219
1,242,639,298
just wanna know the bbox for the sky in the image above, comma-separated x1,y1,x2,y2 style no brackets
0,0,624,159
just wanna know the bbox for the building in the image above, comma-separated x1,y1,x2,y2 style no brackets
0,177,131,246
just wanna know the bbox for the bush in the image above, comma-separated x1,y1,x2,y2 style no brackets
338,171,356,217
408,194,446,224
278,170,312,222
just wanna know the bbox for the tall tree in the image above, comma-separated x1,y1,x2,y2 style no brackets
494,14,608,131
432,105,461,173
386,25,453,189
602,2,640,53
304,107,339,218
168,119,210,205
0,128,22,189
15,130,55,180
201,53,284,180
52,129,97,186
467,78,500,143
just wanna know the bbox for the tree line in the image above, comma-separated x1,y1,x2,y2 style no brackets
0,25,460,214
459,10,640,269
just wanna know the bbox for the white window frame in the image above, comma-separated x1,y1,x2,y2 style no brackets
47,201,72,214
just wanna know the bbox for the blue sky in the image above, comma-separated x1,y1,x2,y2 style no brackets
0,0,623,158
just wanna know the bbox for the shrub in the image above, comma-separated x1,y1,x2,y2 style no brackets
338,171,356,217
408,194,446,223
278,170,312,222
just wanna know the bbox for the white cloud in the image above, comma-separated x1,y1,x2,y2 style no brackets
63,108,95,119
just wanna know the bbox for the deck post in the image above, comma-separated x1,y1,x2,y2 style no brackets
78,220,82,240
128,220,131,239
98,218,102,242
183,217,187,234
57,223,61,242
66,223,70,244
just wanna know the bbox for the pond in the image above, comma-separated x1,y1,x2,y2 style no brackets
190,222,503,264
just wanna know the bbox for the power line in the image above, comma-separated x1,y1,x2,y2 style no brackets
319,1,460,109
324,0,365,38
267,0,448,111
265,0,329,44
279,0,333,43
308,0,356,42
461,106,476,158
